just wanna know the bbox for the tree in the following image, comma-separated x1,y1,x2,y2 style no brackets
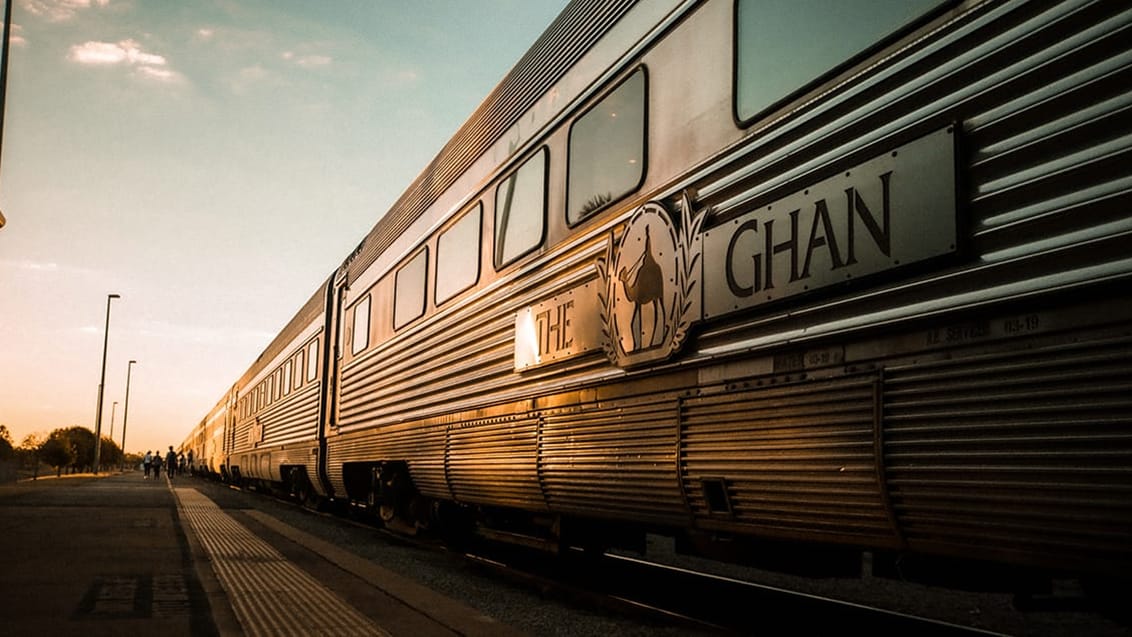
38,432,74,477
57,426,95,471
0,425,14,461
17,433,44,471
0,425,14,482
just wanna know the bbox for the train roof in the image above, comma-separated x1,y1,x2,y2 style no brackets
234,277,330,392
339,0,637,283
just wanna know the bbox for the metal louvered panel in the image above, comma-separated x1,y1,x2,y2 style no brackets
447,417,546,510
883,336,1132,574
680,375,896,544
541,399,685,524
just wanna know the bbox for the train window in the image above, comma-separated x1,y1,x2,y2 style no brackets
293,353,303,390
283,361,292,396
734,0,941,124
394,248,429,329
307,340,319,382
567,68,646,224
494,147,547,268
436,203,482,305
351,295,371,355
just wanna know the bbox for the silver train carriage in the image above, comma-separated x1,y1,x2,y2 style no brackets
183,0,1132,592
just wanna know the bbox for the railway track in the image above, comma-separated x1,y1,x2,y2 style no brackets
462,541,1002,636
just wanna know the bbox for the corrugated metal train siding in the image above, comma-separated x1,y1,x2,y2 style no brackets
541,399,686,525
261,385,320,447
680,376,896,544
448,417,546,510
883,336,1132,574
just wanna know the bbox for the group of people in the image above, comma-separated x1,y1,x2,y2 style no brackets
142,446,193,479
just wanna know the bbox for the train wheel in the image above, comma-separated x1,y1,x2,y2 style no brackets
289,468,316,508
377,463,418,535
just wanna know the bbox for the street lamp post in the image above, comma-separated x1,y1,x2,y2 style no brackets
92,293,120,474
0,0,13,231
121,359,136,470
109,401,118,446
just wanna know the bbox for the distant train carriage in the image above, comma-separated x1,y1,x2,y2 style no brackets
185,0,1132,597
192,393,230,479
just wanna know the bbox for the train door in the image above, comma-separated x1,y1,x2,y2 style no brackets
313,272,348,498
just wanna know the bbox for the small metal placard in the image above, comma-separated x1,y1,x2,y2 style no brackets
703,127,958,319
514,281,604,370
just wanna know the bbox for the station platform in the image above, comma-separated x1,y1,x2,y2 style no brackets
0,471,524,636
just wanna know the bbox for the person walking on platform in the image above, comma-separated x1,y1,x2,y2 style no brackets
152,452,162,479
166,446,177,479
143,450,153,479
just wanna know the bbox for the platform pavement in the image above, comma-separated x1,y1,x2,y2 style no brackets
0,470,225,636
0,470,530,637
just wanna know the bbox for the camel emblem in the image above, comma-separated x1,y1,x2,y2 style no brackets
596,192,706,367
618,225,667,350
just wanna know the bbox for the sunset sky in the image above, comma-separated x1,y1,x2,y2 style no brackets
0,0,567,454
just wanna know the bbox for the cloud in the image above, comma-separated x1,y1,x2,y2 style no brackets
2,23,28,47
21,0,109,22
226,63,287,95
67,38,183,83
14,260,60,271
281,51,332,69
69,39,163,65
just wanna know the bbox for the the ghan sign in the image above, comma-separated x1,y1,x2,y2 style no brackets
515,128,957,370
702,127,957,320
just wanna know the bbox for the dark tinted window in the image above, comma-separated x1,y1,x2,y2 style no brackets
736,0,940,123
351,296,371,355
436,204,482,304
567,69,646,223
495,148,547,268
394,249,429,329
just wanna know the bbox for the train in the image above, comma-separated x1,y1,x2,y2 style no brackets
182,0,1132,599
